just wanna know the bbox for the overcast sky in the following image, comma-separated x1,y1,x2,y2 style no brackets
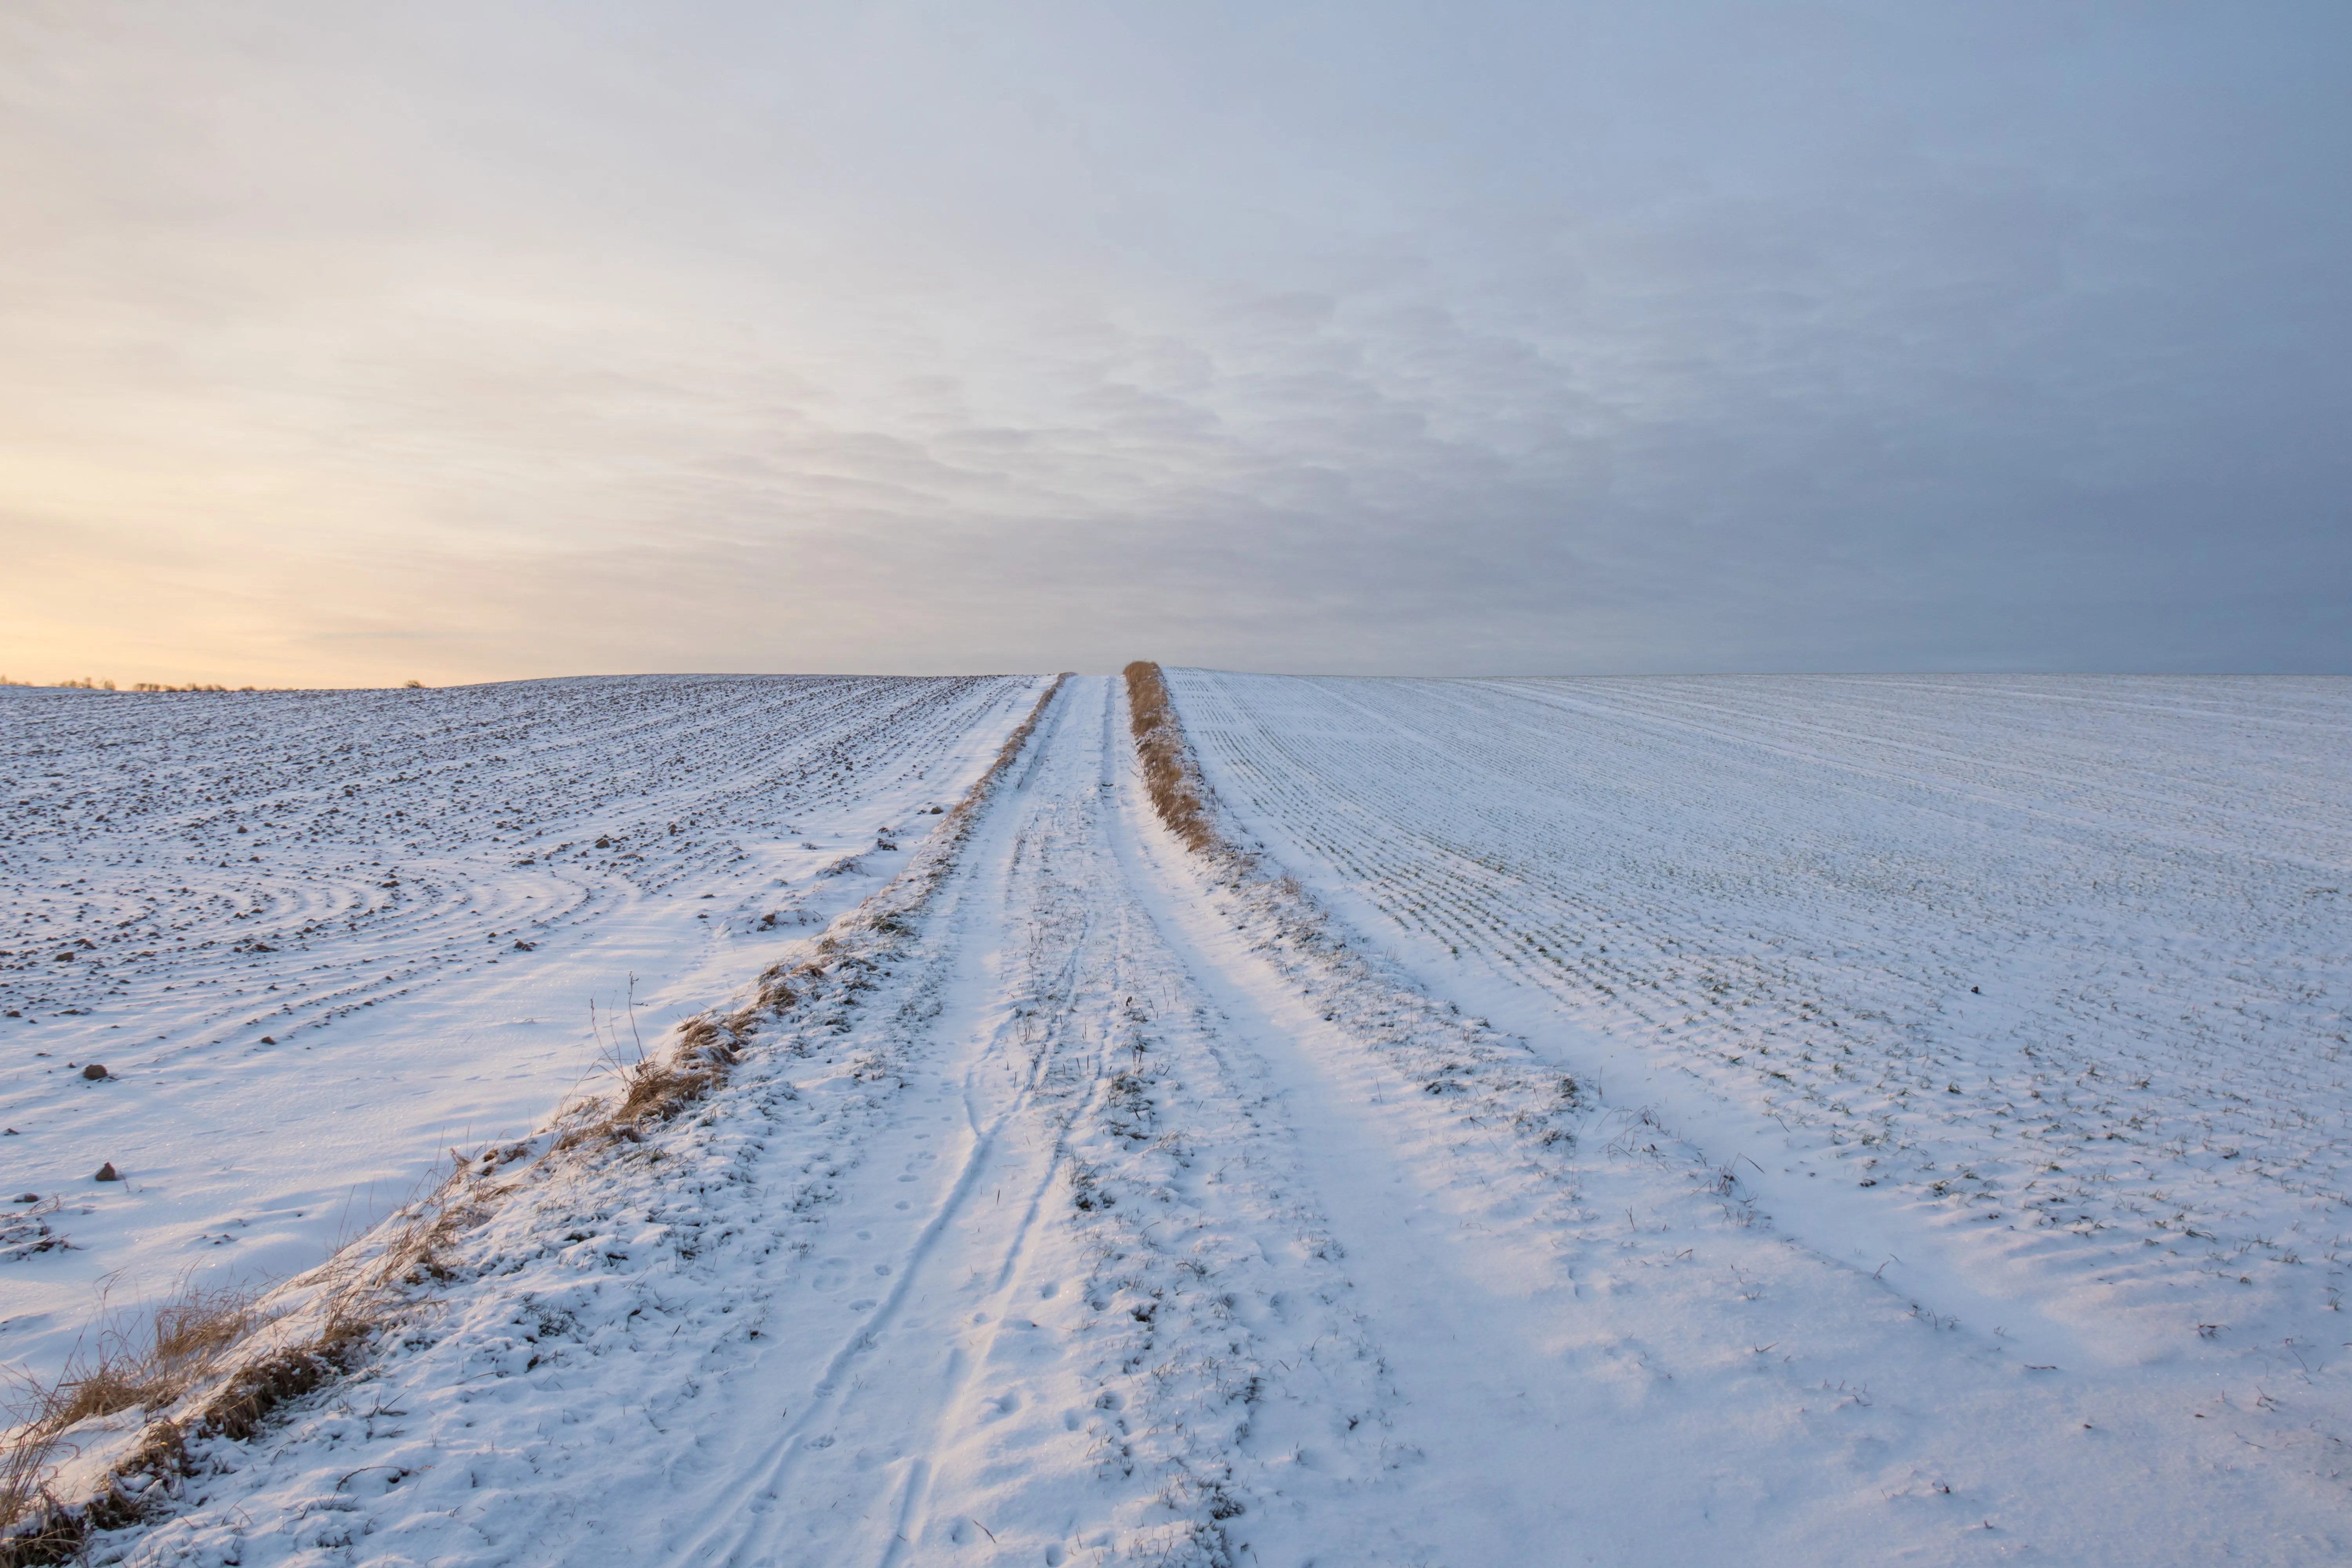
4,2,2347,684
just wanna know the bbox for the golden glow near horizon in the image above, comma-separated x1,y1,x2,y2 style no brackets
5,4,2347,681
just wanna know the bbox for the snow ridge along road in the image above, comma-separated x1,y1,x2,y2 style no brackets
31,674,2352,1565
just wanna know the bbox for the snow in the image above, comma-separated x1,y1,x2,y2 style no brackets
14,671,2352,1565
0,675,1044,1387
1174,670,2352,1551
1170,673,2352,1351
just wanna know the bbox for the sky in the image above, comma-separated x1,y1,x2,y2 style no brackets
3,2,2348,684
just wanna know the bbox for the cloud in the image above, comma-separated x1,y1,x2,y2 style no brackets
2,0,2347,682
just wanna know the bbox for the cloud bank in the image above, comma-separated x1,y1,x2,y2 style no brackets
3,2,2347,682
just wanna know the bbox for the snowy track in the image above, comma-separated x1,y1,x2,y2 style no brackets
37,675,2352,1565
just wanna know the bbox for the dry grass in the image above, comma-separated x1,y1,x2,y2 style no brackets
0,1153,488,1561
604,1014,739,1137
1,1285,271,1560
0,1428,49,1563
1123,662,1224,855
60,1291,263,1428
551,982,747,1155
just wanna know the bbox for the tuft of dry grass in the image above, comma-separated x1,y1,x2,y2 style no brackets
606,1014,738,1136
554,984,746,1154
1,1152,486,1560
54,1291,262,1430
1,1284,271,1559
1123,662,1225,855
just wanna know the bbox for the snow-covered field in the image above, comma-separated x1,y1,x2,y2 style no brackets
10,671,2350,1566
1176,673,2352,1543
1174,673,2352,1353
1,675,1044,1386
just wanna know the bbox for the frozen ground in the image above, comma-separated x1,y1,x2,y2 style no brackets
18,673,2352,1566
1,675,1044,1386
